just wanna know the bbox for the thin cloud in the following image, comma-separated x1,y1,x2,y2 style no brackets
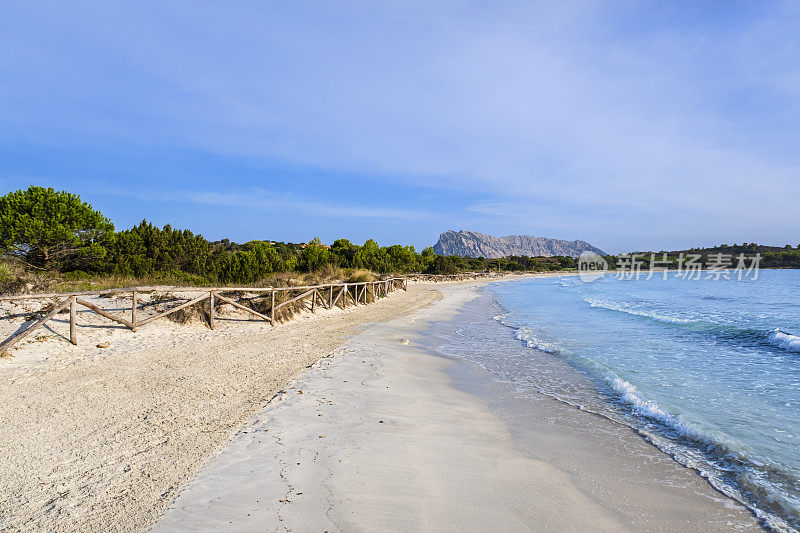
111,189,430,221
2,2,799,249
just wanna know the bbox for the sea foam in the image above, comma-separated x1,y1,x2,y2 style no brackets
584,298,697,324
767,329,800,352
514,327,562,354
604,373,706,442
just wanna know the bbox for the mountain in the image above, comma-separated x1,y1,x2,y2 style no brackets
433,230,606,259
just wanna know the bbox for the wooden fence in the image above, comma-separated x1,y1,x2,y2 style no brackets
0,278,408,353
408,272,507,282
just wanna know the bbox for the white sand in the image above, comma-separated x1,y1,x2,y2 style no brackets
0,284,441,531
155,283,761,532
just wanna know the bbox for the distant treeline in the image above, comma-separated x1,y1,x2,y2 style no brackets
3,187,797,286
0,186,576,284
609,243,800,270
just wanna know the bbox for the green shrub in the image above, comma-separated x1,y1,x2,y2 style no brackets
425,255,459,275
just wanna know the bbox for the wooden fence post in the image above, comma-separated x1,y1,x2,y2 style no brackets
271,289,276,326
69,295,77,345
343,284,347,308
329,286,333,308
311,289,316,313
209,291,215,330
131,290,137,331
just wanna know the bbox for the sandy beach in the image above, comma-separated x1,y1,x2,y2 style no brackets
6,1,798,529
155,282,761,532
0,283,441,531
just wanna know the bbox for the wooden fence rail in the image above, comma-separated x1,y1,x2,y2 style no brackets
407,272,507,282
0,278,408,353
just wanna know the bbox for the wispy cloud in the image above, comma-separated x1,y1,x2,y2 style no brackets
2,1,799,249
111,188,430,221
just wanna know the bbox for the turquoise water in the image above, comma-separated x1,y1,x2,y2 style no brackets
483,270,800,531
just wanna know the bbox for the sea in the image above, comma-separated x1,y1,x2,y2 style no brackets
425,269,800,531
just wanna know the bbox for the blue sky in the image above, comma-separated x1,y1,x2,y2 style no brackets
1,1,799,253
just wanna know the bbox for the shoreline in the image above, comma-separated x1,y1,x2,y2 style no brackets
433,286,764,531
156,281,762,531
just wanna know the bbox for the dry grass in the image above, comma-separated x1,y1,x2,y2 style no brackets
145,293,212,327
345,269,377,283
0,259,44,295
167,304,212,326
0,261,392,298
0,263,211,297
48,272,209,294
164,298,212,326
